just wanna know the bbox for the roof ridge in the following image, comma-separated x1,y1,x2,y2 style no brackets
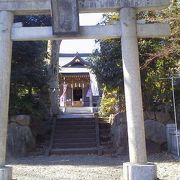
62,54,90,67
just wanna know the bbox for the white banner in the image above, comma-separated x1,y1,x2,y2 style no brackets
89,72,99,96
60,84,68,107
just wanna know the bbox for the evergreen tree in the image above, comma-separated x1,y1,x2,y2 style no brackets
9,15,51,118
90,1,179,115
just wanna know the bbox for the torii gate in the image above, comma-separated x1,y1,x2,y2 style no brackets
0,0,171,179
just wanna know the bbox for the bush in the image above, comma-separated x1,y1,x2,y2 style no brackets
99,90,117,117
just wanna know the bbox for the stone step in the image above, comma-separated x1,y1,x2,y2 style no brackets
58,114,94,119
56,119,95,124
54,132,96,139
58,117,95,120
55,125,96,130
54,129,96,135
65,107,93,114
50,115,99,155
51,147,98,155
54,138,96,144
53,142,97,149
56,122,95,127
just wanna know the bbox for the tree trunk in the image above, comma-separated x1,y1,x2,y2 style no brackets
47,40,61,116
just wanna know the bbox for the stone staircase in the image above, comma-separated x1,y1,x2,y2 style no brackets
64,107,93,114
48,111,100,155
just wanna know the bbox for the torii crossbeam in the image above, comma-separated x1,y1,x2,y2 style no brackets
0,0,170,14
0,0,171,180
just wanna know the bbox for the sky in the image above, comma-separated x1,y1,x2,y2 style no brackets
60,13,103,54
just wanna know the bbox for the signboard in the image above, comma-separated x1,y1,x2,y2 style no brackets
51,0,79,35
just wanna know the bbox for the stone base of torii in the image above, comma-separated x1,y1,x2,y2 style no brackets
0,0,171,180
120,8,156,180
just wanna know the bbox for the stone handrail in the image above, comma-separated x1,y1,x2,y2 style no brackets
94,113,102,155
45,116,57,156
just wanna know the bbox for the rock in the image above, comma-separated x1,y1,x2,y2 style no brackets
10,115,31,126
30,118,47,137
144,111,155,120
111,112,128,154
111,112,127,125
155,112,172,124
144,111,172,124
146,140,161,154
145,120,167,145
7,122,36,158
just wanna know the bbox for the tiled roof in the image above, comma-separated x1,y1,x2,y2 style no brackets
60,68,89,74
59,52,91,73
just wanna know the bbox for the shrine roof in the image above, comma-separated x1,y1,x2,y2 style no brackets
59,52,90,68
60,67,89,74
59,57,74,67
59,52,92,74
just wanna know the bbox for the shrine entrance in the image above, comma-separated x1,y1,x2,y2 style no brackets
73,88,82,101
0,0,171,180
59,53,96,108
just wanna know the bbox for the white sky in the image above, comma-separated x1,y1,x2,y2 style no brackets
60,13,103,53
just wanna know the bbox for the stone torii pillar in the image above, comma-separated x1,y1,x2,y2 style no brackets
0,11,14,180
120,5,156,180
121,8,147,163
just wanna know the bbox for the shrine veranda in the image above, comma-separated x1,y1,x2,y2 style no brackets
0,0,171,180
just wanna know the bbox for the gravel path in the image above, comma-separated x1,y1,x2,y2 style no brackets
8,153,179,180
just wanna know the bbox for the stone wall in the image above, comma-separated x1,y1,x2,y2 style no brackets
110,113,128,155
144,111,173,124
7,115,36,158
110,111,170,154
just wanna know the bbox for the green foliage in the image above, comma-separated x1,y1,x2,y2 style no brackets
90,39,123,91
91,2,179,116
90,37,124,115
138,1,180,111
138,37,178,111
99,90,117,117
9,15,51,118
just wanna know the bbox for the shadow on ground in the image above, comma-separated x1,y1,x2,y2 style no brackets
8,154,128,167
7,152,178,167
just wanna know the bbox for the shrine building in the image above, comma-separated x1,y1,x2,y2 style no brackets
59,53,99,107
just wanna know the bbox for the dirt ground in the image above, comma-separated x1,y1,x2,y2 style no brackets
8,152,180,180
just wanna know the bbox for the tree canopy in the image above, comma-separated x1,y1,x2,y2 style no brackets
90,1,179,116
9,15,51,118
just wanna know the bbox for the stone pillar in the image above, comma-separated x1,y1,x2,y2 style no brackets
71,85,74,106
120,8,156,179
82,84,84,106
166,124,176,152
166,124,180,155
64,84,67,107
89,87,93,107
89,87,93,113
0,11,14,179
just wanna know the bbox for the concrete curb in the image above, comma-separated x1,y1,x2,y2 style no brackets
123,162,157,180
0,166,12,180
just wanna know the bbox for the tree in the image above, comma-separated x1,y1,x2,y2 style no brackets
138,1,180,111
90,39,123,91
90,38,124,116
90,1,179,115
9,15,51,118
47,40,62,115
